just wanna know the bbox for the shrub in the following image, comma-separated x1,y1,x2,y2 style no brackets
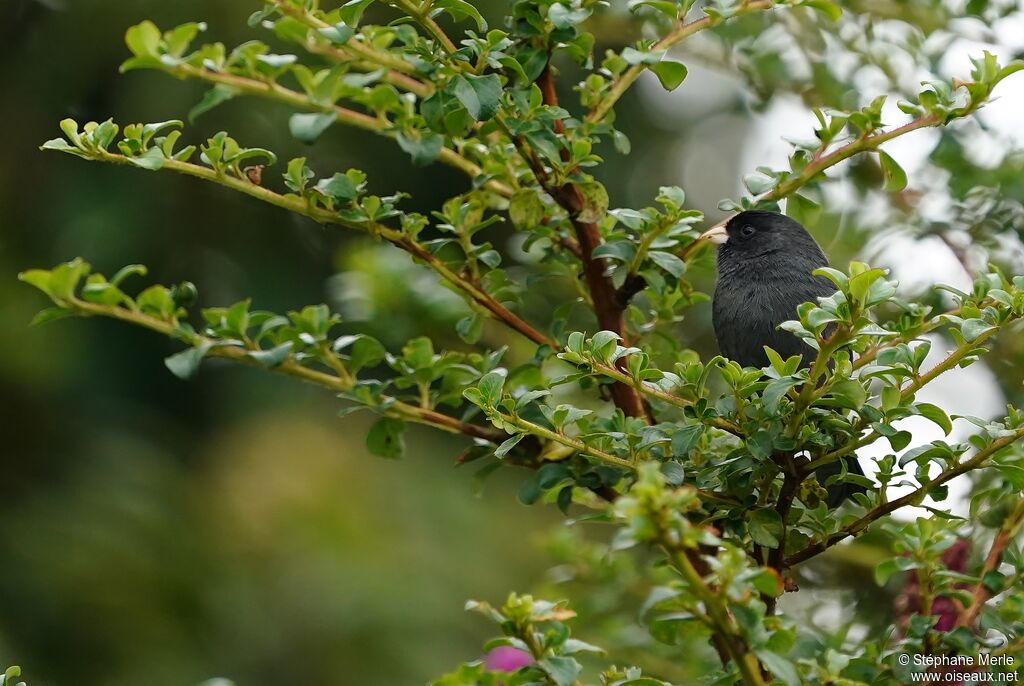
20,0,1024,683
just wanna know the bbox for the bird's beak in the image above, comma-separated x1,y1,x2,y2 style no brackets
698,222,729,245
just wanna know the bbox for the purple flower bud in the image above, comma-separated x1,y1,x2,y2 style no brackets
484,646,534,672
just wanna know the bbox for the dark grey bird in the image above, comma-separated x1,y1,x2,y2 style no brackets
700,210,865,507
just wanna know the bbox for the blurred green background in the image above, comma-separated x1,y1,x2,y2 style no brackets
4,0,1024,684
2,2,578,684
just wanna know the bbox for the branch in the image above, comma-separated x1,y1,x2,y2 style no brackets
58,290,753,505
785,425,1024,567
586,0,776,123
957,497,1024,628
590,361,743,436
804,325,997,473
763,113,943,202
156,65,513,198
67,147,551,348
531,64,651,421
500,415,636,470
766,454,803,609
659,536,768,686
65,295,504,443
272,1,433,89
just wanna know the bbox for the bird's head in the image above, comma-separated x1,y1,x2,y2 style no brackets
699,210,826,267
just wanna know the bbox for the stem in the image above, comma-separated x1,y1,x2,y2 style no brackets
391,0,459,54
530,63,651,422
591,361,743,436
500,415,636,470
804,326,996,473
660,537,768,686
67,296,505,443
765,456,802,608
957,497,1024,628
763,114,943,203
161,65,512,198
273,2,430,80
82,148,551,348
587,1,776,123
786,425,1024,566
302,40,432,96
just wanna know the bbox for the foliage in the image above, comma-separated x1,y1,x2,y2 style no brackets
19,0,1024,683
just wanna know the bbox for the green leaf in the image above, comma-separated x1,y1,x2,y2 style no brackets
961,318,994,342
660,460,685,486
538,656,581,686
548,3,592,28
248,342,293,368
40,138,78,154
340,0,375,23
317,173,358,203
517,473,542,505
887,430,913,452
875,556,917,585
366,417,405,459
29,307,74,326
348,335,385,372
749,508,784,548
110,264,148,287
915,403,953,435
670,425,703,458
847,266,887,304
755,651,801,686
802,0,842,21
127,147,166,171
396,132,444,165
508,189,546,230
403,336,434,368
164,342,213,380
18,269,54,297
455,313,483,344
48,258,90,300
432,0,487,30
318,22,355,44
125,20,161,57
451,74,502,121
289,112,337,144
494,433,525,458
648,251,685,278
164,22,206,57
762,377,798,413
878,150,907,192
749,569,784,597
476,371,506,406
648,61,688,91
825,378,867,410
190,85,238,122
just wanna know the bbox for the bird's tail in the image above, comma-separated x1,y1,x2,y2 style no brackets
818,457,867,508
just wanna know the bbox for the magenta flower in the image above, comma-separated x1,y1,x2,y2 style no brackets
484,646,534,672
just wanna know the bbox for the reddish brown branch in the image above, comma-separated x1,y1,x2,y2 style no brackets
957,499,1024,628
534,63,651,421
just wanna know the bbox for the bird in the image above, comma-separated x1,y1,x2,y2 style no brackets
700,210,865,507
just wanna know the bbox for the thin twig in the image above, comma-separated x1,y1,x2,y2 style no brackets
786,426,1024,566
957,498,1024,628
586,0,777,123
76,148,551,348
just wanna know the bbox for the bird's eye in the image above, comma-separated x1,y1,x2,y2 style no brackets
740,224,756,237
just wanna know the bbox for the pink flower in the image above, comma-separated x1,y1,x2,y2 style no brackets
484,646,534,672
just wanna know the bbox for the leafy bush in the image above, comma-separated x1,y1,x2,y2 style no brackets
20,0,1024,683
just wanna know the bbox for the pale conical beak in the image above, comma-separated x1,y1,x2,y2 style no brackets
698,222,728,245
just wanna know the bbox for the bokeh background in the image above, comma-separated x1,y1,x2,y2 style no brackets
3,0,1024,684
